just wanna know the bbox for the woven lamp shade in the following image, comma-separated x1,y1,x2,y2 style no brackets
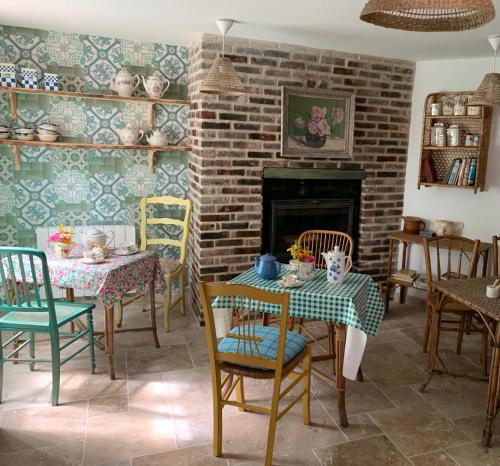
469,73,500,106
200,56,247,94
360,0,495,32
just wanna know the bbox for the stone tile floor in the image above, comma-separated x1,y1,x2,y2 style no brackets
0,296,498,465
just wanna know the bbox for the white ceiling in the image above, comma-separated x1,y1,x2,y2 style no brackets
2,0,500,61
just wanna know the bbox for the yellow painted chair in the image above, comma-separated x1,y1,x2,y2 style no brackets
117,195,191,332
199,282,311,466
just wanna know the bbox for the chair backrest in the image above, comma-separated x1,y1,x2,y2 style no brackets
491,236,500,277
423,235,480,295
298,230,354,269
199,282,291,372
0,247,57,321
139,196,192,264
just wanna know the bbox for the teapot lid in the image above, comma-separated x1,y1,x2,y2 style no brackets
86,226,104,235
261,253,277,261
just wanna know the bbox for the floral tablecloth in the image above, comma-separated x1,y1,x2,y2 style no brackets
3,246,164,307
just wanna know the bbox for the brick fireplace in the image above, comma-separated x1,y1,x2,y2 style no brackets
188,34,415,320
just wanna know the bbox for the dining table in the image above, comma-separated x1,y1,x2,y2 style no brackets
211,267,385,427
423,276,500,447
2,245,164,379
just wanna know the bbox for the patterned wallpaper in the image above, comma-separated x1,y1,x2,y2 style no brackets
0,25,189,248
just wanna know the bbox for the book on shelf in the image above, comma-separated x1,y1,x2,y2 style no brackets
391,269,419,284
444,157,477,186
422,158,437,183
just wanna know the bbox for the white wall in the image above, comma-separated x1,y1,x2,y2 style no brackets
403,57,500,278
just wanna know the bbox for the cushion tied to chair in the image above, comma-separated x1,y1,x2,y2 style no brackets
218,325,307,367
159,257,181,274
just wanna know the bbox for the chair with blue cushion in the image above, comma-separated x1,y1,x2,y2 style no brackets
0,247,95,406
199,282,311,466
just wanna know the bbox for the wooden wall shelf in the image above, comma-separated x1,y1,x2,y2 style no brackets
0,86,191,172
0,139,191,173
418,91,492,194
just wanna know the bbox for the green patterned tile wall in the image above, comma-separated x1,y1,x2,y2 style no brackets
0,25,189,249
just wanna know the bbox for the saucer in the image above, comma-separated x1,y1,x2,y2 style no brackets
277,276,304,288
115,247,139,256
80,257,105,264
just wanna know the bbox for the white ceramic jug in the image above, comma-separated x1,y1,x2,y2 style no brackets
110,68,140,97
142,72,170,99
322,246,352,285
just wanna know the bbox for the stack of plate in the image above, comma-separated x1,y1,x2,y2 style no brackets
0,123,11,140
37,122,59,142
14,126,35,141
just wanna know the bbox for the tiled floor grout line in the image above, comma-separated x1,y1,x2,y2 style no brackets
80,398,90,466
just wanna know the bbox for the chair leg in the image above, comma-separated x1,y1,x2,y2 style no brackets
149,281,160,349
50,333,61,407
212,364,223,457
264,377,281,466
29,331,35,372
116,300,124,328
456,313,466,355
87,312,96,374
235,375,245,412
180,271,186,316
163,274,173,333
302,347,311,426
481,326,489,377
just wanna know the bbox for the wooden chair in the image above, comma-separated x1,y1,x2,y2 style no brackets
493,235,499,277
295,230,355,377
423,235,489,375
199,282,311,466
0,247,95,406
117,196,192,332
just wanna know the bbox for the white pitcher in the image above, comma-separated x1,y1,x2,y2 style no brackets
322,246,352,285
142,72,170,99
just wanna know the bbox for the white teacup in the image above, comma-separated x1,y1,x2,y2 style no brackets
288,259,300,271
282,274,299,286
83,250,96,261
486,285,499,299
121,241,136,252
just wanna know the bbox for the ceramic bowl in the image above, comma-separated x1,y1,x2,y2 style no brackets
16,133,34,141
37,123,58,132
0,131,11,139
38,133,58,142
37,129,59,136
15,127,35,134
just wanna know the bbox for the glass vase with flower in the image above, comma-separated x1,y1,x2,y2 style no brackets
47,224,75,259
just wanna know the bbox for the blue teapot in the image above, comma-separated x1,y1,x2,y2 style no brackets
255,253,281,280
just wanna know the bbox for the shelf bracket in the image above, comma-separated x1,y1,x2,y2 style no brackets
148,150,156,173
147,102,154,128
9,91,17,119
14,146,21,171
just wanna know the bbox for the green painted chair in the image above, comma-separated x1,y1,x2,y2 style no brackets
0,247,96,406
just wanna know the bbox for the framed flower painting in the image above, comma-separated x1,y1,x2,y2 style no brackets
281,87,355,158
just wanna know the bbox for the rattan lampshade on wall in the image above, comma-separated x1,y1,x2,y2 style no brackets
200,19,247,95
360,0,495,32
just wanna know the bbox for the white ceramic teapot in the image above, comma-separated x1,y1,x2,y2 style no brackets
146,129,168,146
81,227,114,249
322,246,352,285
142,72,169,99
117,127,144,145
110,68,140,97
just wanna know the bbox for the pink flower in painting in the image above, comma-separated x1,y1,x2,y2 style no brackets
332,107,345,124
294,116,305,129
308,120,320,135
316,119,331,137
310,106,327,121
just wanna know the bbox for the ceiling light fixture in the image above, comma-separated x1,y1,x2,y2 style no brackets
360,0,495,32
200,19,247,95
469,34,500,107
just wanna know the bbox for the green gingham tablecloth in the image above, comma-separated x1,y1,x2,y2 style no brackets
213,268,384,337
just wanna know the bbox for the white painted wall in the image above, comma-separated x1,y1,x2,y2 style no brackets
402,57,500,284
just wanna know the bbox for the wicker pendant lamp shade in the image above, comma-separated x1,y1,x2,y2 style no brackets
360,0,495,32
200,19,246,95
470,35,500,106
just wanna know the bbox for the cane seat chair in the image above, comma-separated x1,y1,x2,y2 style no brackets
117,196,192,332
0,247,95,406
422,235,489,375
199,282,311,466
294,230,355,378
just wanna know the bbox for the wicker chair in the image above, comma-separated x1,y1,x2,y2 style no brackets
295,230,356,378
493,235,499,277
423,235,489,375
199,282,311,466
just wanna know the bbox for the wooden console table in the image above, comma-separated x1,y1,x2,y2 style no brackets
383,231,491,312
